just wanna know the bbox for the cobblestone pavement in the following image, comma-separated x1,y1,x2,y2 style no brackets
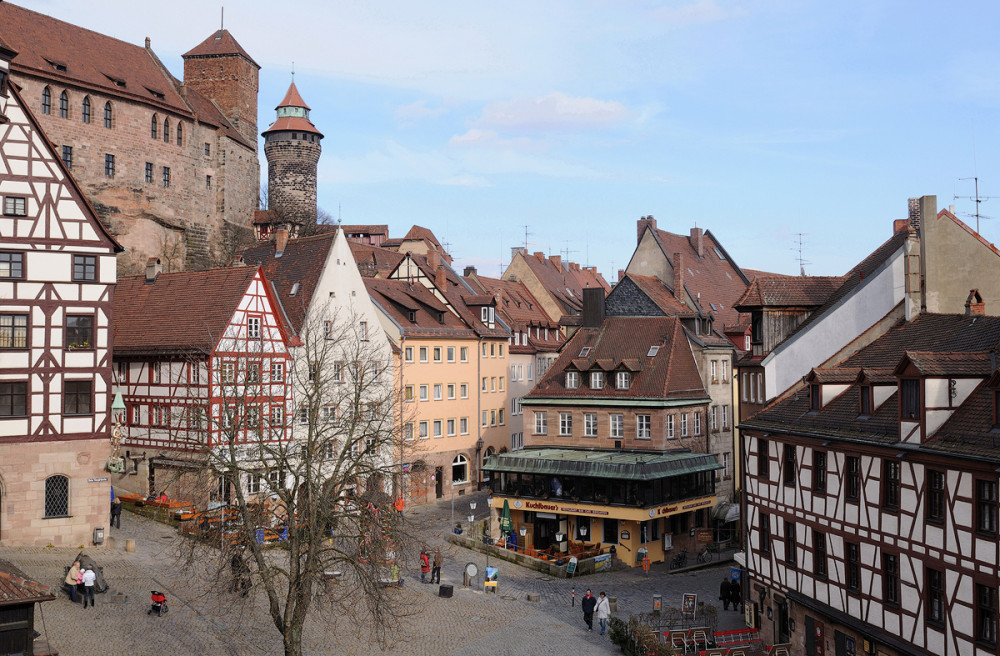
3,492,747,655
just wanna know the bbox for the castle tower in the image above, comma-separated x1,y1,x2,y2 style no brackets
182,29,260,146
262,81,323,226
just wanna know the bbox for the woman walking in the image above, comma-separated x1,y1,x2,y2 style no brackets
595,591,611,636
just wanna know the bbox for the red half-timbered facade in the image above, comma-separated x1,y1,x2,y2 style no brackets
0,40,123,546
741,308,1000,656
112,263,292,501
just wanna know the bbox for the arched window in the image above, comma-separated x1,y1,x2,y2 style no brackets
452,454,469,484
41,86,51,114
103,102,113,128
163,119,169,143
44,474,69,517
176,122,183,146
150,114,158,139
59,90,68,118
81,96,91,124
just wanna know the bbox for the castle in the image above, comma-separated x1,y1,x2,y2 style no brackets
0,2,261,273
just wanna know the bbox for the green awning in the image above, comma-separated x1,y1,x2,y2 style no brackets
482,447,721,481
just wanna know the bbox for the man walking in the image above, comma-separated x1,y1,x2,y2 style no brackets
719,577,732,611
581,588,597,632
431,549,442,584
595,591,611,636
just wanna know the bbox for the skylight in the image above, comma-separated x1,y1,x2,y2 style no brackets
647,346,660,357
579,347,591,357
714,247,726,261
290,282,300,296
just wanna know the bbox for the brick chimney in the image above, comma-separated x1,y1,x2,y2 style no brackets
583,288,605,327
463,265,477,277
145,257,162,283
673,252,684,301
435,264,447,290
637,215,656,245
275,226,289,258
893,219,910,233
966,289,985,316
533,251,545,263
908,197,921,232
618,269,625,284
427,249,441,270
550,255,562,270
690,227,704,257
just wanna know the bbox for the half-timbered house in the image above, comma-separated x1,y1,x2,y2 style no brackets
0,39,123,547
111,261,292,502
741,302,1000,656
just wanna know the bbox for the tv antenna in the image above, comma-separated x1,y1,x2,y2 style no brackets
522,224,532,251
560,241,578,262
955,176,993,233
792,233,810,276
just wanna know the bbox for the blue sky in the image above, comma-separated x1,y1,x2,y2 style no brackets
21,1,1000,281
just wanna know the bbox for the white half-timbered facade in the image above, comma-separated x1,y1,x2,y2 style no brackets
741,308,1000,656
0,40,122,546
112,263,292,502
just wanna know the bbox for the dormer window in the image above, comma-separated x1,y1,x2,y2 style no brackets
590,371,604,390
809,384,821,412
565,371,579,389
859,384,872,417
900,379,920,420
407,310,417,322
616,371,631,390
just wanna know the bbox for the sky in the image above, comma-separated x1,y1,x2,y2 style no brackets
18,1,1000,281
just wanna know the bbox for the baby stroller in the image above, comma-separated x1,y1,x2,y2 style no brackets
147,590,168,616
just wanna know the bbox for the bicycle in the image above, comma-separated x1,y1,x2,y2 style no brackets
669,550,688,569
696,547,714,563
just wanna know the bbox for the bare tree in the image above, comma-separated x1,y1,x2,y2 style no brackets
175,306,414,656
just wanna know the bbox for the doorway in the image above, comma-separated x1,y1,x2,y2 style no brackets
435,467,443,499
533,513,559,549
776,598,790,643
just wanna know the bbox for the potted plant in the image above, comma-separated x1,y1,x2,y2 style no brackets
454,522,463,535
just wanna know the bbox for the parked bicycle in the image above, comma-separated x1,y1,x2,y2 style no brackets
696,547,715,563
669,550,688,569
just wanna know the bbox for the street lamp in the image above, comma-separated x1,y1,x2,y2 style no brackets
519,526,527,553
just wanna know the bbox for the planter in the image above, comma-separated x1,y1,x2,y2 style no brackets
454,528,463,535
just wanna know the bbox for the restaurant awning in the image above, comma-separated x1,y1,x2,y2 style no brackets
482,447,722,481
713,501,740,523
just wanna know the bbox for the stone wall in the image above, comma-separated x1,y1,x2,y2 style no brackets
264,136,320,223
183,54,259,147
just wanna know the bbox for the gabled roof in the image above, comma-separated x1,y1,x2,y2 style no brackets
403,225,443,248
113,266,261,355
529,317,707,401
349,241,405,277
735,275,845,309
0,3,253,149
642,226,750,327
467,274,561,353
365,277,475,338
895,351,993,377
841,314,1000,370
0,559,55,606
182,29,259,68
239,232,339,334
618,273,697,316
507,250,610,316
342,224,389,236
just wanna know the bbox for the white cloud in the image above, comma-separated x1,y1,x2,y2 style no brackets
395,100,447,120
475,93,631,133
448,129,534,150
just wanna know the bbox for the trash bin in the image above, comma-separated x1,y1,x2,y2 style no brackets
637,547,647,566
439,584,454,598
653,593,662,613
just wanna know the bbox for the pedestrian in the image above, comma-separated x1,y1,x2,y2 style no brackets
394,497,405,517
230,548,251,596
595,591,611,636
76,565,85,605
110,496,122,529
419,549,430,583
581,588,597,632
65,561,80,603
431,548,442,584
729,579,742,612
719,577,732,611
81,566,96,608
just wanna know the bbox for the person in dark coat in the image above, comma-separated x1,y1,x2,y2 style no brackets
581,588,597,632
719,578,732,610
110,497,122,529
729,579,742,611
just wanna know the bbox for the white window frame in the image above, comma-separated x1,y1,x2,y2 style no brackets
247,316,261,340
584,413,598,437
693,411,701,436
534,411,547,435
419,385,428,401
419,421,429,439
447,383,456,400
460,347,468,362
681,413,689,437
447,346,456,362
616,371,630,390
270,361,284,383
711,406,718,431
559,412,573,436
447,418,456,436
590,371,604,389
434,384,442,400
566,371,579,389
433,419,443,438
610,413,624,438
460,383,469,399
405,347,413,362
722,404,729,429
666,415,674,439
637,414,651,440
460,417,469,434
419,347,428,363
434,347,442,362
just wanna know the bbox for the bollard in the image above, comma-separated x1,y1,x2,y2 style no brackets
609,597,618,614
572,587,576,606
125,539,136,553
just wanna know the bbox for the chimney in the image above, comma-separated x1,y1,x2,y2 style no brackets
893,219,910,233
145,37,151,49
966,289,985,316
275,226,289,258
617,269,625,283
463,265,477,277
637,214,656,245
907,197,921,232
533,251,545,263
230,255,246,267
435,264,447,290
673,252,685,301
427,249,441,270
690,227,704,257
510,246,526,260
145,257,162,283
582,288,605,327
550,255,562,270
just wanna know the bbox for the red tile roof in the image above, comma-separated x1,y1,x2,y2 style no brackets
183,29,259,68
735,275,845,308
239,232,341,334
529,317,707,401
275,81,309,110
0,3,253,148
365,277,476,338
623,273,697,316
403,225,443,248
0,559,54,606
113,266,261,355
508,250,610,316
342,224,389,236
349,241,405,277
468,274,561,353
896,351,993,377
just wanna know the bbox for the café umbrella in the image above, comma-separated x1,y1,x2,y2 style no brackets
499,499,513,536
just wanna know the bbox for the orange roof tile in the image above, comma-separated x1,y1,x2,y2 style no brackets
275,81,309,110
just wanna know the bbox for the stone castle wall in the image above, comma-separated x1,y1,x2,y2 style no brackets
265,136,320,223
183,54,259,147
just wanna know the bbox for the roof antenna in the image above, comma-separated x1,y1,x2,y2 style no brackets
291,61,295,82
792,233,809,276
220,7,224,31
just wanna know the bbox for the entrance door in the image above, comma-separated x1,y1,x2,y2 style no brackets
776,599,791,643
435,467,443,498
533,515,559,549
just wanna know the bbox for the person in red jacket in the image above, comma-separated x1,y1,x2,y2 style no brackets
419,549,431,583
